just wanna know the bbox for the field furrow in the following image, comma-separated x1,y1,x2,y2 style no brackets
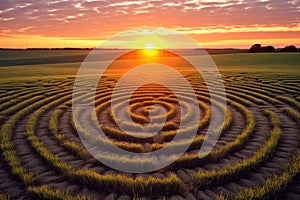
0,60,299,199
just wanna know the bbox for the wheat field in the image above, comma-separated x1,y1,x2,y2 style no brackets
0,50,299,199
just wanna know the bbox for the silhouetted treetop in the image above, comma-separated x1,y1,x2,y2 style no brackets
249,44,275,53
281,45,298,52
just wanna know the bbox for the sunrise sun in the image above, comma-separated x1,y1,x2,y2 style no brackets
143,43,158,56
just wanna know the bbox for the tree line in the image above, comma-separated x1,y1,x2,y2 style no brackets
249,44,299,53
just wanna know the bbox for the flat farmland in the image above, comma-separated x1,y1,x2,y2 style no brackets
0,50,299,199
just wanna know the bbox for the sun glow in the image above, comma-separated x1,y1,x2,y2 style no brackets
145,43,154,50
143,44,158,56
135,31,166,49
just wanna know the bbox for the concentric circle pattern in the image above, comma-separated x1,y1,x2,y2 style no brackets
0,72,300,199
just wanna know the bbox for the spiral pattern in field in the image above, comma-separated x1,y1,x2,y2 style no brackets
0,71,300,199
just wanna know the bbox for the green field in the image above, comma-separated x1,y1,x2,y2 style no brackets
0,50,299,199
0,51,299,80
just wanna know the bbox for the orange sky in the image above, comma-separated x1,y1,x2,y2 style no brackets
0,0,299,49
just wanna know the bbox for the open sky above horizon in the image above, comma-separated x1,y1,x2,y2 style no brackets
0,0,299,49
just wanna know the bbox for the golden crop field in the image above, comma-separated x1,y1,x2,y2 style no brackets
0,50,299,199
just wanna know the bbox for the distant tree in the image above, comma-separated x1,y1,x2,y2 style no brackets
249,44,275,53
249,44,262,52
281,45,298,52
265,46,275,52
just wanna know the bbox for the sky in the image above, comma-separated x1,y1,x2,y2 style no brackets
0,0,299,49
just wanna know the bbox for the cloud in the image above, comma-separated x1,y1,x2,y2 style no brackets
134,10,149,14
162,2,182,7
174,25,300,34
109,1,147,7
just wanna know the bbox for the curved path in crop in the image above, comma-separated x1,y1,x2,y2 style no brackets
0,72,299,199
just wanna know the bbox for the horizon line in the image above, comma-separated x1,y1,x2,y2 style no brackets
1,47,296,50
